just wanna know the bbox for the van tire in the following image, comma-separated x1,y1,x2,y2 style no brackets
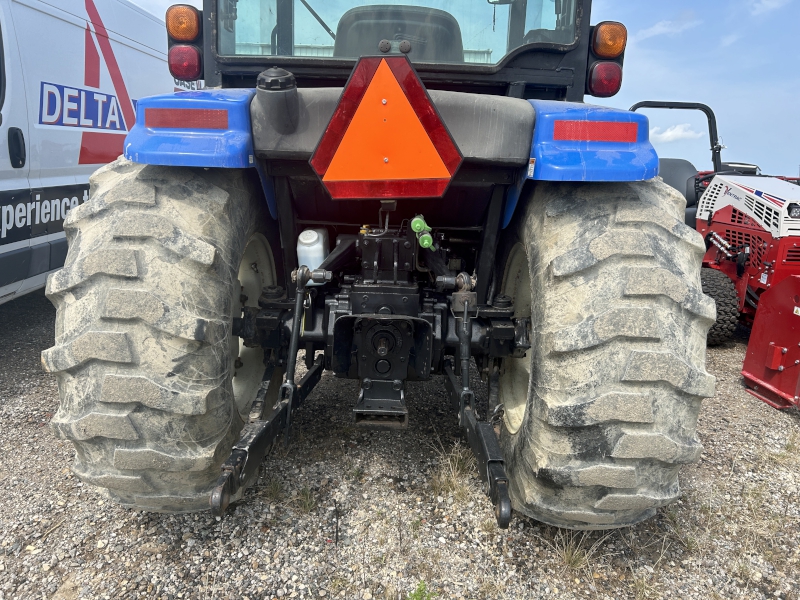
700,267,738,346
497,179,716,529
43,158,278,513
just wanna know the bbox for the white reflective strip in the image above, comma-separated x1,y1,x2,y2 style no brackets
42,231,67,243
0,239,31,255
16,269,56,294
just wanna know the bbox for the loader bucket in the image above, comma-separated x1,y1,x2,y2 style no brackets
742,275,800,409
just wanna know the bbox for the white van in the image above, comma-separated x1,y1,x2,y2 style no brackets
0,0,177,305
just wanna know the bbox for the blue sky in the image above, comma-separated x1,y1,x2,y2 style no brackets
137,0,799,175
591,0,800,176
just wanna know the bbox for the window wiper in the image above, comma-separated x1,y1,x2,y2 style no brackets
298,0,336,40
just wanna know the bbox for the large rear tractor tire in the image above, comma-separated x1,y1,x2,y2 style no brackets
42,158,278,512
700,267,739,346
497,179,716,529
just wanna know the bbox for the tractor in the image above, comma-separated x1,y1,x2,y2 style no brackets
636,102,800,411
43,0,716,530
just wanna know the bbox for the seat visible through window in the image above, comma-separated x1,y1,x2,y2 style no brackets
333,5,464,63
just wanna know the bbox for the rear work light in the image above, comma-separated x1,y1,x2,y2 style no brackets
593,22,627,59
588,62,623,98
169,45,202,80
166,5,201,41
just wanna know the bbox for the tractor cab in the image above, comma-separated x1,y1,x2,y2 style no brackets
168,0,626,102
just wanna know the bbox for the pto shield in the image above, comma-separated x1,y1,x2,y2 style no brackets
310,56,462,200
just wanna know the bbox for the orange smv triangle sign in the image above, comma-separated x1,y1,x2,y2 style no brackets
310,56,462,200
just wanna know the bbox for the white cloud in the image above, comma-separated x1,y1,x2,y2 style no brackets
650,124,704,144
720,33,741,47
631,18,702,43
751,0,792,15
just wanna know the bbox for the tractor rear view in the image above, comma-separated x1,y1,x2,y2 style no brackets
638,101,800,410
43,0,715,530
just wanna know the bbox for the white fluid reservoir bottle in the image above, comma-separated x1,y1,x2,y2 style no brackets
297,229,329,285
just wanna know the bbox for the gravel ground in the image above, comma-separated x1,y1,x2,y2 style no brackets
0,290,798,600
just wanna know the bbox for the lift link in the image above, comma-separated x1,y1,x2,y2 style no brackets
281,266,332,446
210,265,331,516
209,355,324,516
444,359,512,529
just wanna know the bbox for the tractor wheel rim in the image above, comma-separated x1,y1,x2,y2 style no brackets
230,233,275,419
499,243,533,435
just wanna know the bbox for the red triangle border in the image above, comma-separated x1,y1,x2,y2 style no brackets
310,56,462,200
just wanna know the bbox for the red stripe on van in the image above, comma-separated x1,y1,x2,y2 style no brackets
78,132,125,164
84,24,100,88
85,0,135,128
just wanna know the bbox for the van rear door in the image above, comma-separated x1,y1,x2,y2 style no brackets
0,0,33,302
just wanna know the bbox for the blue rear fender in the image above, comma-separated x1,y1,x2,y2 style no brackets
503,100,659,228
123,89,278,219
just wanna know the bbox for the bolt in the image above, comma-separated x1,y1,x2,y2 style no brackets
402,297,408,303
362,261,369,268
377,338,389,357
404,241,411,249
778,366,785,372
382,99,387,105
783,348,788,354
363,295,369,301
384,158,389,163
393,380,403,391
363,239,369,246
363,378,373,390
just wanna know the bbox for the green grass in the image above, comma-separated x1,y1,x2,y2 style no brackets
407,581,437,600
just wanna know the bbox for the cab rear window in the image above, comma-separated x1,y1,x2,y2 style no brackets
217,0,578,65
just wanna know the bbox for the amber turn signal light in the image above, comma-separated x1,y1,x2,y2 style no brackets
166,4,201,42
592,21,627,59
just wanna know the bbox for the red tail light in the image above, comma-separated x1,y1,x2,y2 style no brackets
145,108,228,129
169,45,202,80
553,120,638,143
588,62,623,98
